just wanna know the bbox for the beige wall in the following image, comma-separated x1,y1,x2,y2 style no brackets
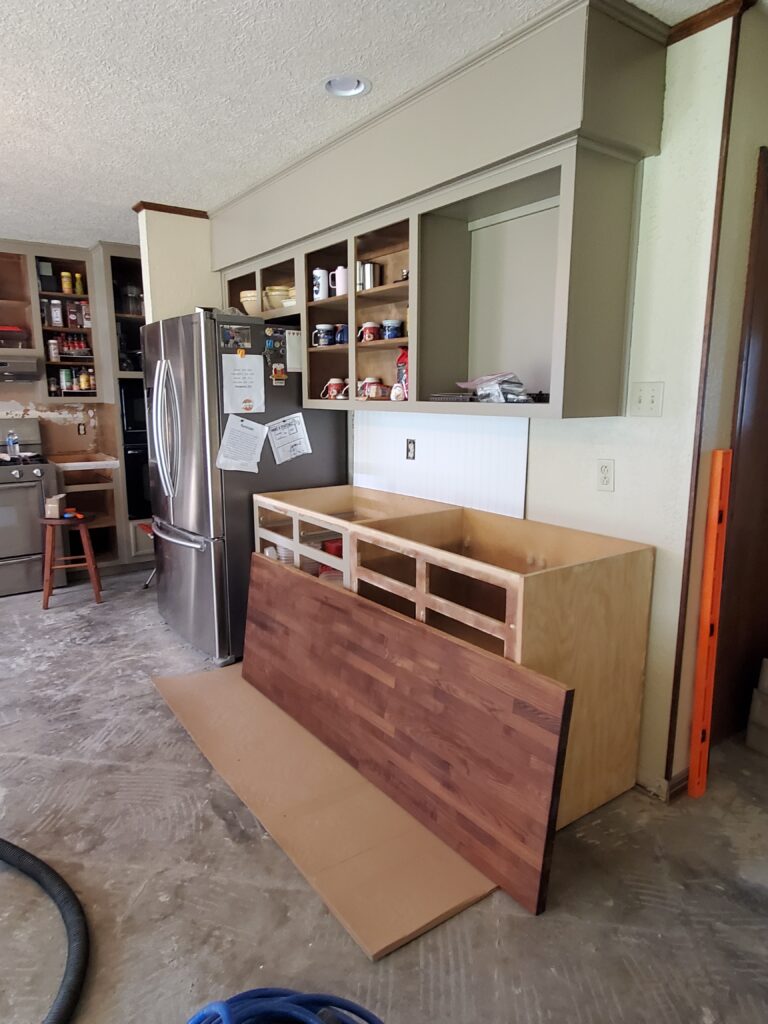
137,210,222,322
210,6,590,269
672,2,768,775
525,24,732,796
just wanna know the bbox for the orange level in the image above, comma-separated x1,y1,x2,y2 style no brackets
688,449,732,798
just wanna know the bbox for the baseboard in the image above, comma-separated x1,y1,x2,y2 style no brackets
667,770,690,800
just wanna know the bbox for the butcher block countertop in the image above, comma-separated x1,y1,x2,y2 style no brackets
253,485,655,828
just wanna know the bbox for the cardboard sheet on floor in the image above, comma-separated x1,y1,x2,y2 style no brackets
153,665,495,958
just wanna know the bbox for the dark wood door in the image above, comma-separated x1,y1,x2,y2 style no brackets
713,148,768,742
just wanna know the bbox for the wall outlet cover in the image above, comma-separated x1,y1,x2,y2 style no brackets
77,423,86,435
597,458,615,492
406,438,416,460
629,381,664,417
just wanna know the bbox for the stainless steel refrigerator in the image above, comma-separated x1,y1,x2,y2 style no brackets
142,309,347,662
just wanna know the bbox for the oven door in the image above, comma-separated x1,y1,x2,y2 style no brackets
0,480,44,596
0,481,43,558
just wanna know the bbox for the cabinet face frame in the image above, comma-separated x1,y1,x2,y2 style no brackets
0,238,106,405
220,137,635,419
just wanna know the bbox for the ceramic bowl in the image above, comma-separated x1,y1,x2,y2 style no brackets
240,290,260,315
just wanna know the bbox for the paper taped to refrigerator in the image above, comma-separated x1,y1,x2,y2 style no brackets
216,415,268,473
222,353,265,415
267,413,312,465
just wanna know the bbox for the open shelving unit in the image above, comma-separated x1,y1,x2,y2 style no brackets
221,137,639,419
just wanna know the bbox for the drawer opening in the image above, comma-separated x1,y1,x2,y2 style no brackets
358,541,416,587
425,609,505,656
358,579,416,619
428,563,506,621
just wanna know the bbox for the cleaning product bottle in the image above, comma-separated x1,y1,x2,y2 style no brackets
6,431,20,458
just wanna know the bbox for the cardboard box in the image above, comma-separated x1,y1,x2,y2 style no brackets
154,665,494,958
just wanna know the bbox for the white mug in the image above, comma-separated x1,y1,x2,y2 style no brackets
312,267,329,301
329,265,347,296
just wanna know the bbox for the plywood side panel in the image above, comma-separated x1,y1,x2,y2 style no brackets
243,555,573,914
520,548,654,826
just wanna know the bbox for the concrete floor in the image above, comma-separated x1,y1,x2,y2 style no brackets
1,572,767,1024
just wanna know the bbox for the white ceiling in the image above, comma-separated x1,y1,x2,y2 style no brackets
1,0,710,248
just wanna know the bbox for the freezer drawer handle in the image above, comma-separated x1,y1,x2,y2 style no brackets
152,520,207,552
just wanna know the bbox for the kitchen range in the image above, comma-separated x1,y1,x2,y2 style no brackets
142,309,347,663
0,418,59,597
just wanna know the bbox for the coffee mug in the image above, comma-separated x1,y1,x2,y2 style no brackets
335,323,348,344
312,268,329,301
359,376,382,398
321,377,346,399
357,321,381,343
329,265,348,296
312,323,335,347
381,319,403,339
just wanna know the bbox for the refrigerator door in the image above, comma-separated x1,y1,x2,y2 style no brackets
217,326,348,660
152,517,228,661
162,313,223,539
143,320,172,525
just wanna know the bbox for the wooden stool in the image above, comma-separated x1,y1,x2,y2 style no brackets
40,515,102,610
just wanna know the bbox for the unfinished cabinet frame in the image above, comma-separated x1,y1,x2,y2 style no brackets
254,486,655,828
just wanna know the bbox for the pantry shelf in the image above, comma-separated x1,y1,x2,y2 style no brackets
39,291,90,300
42,326,92,334
309,343,349,354
356,338,409,351
355,282,409,303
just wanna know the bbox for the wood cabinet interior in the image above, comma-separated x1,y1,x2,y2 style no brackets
253,485,655,827
111,254,145,374
306,238,350,401
37,254,97,399
355,219,410,398
0,253,32,338
228,270,256,313
418,167,560,404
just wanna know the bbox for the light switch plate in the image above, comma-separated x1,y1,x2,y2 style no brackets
629,381,664,417
597,459,615,492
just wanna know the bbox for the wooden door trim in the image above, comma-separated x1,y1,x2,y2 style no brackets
664,11,746,782
669,1,756,45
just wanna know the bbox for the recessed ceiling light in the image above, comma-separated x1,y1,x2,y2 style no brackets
324,75,372,98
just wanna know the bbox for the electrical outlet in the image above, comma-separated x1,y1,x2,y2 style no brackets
629,381,664,417
77,424,86,435
597,459,615,492
406,438,416,461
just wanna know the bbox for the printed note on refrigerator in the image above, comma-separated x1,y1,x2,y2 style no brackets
222,353,265,414
267,412,312,465
216,415,268,473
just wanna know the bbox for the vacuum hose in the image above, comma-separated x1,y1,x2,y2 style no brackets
0,836,89,1024
188,988,385,1024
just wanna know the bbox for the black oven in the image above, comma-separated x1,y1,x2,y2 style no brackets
119,378,147,443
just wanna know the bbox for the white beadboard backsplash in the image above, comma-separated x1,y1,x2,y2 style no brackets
352,410,528,517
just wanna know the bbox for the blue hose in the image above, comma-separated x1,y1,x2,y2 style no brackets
188,988,384,1024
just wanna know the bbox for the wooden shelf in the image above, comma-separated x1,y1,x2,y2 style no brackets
64,481,115,493
39,291,89,300
309,343,349,354
262,307,300,320
357,338,409,352
42,325,91,334
55,389,98,396
307,294,349,312
115,312,145,321
46,358,95,366
89,516,116,529
356,282,409,303
117,370,143,379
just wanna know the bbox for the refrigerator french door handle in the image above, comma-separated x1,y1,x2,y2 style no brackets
165,360,181,495
151,519,207,552
153,359,173,497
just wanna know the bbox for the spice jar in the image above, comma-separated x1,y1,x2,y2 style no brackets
61,271,73,294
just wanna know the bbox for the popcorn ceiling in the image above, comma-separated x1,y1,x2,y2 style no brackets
0,0,707,248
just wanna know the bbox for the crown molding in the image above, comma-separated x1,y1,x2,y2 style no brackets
132,201,208,219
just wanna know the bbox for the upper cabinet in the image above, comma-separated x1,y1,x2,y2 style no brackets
218,1,666,418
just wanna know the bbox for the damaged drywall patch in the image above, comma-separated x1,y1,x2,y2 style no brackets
0,400,100,452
